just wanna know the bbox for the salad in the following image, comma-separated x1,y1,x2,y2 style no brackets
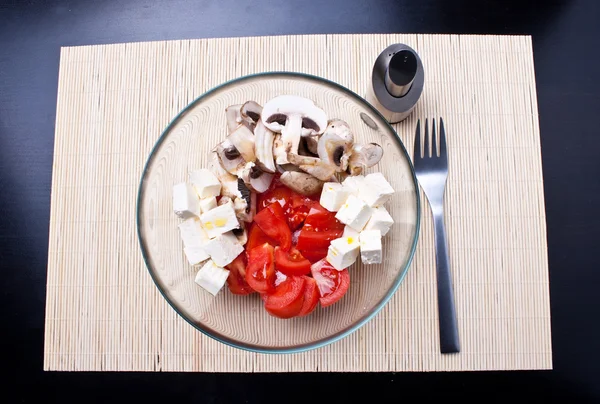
172,95,395,319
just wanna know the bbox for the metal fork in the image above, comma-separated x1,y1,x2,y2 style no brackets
413,118,460,354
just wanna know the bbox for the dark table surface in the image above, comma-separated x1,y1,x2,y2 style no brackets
2,0,600,402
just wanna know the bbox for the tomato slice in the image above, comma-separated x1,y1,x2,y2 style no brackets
274,247,311,276
296,205,344,250
245,243,276,294
258,181,292,212
253,202,292,251
298,247,329,264
303,205,345,231
246,222,277,251
311,259,350,307
264,276,306,319
226,253,254,295
296,229,344,250
287,205,310,230
298,276,320,316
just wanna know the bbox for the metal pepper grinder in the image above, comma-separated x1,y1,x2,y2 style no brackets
365,43,424,124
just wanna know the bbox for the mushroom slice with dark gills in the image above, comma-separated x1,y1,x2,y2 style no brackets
347,143,384,176
254,120,276,173
214,139,246,175
226,103,260,133
241,101,263,124
239,162,274,194
286,132,352,181
228,125,256,163
261,95,327,164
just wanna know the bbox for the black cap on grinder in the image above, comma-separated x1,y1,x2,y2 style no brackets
365,44,424,124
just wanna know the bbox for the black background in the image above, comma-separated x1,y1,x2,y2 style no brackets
1,0,600,402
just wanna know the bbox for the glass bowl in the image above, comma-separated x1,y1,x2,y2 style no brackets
137,72,420,353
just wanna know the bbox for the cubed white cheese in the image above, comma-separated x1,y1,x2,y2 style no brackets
183,246,210,265
341,175,365,196
326,235,360,270
335,194,373,231
189,168,221,199
194,259,230,296
358,172,394,207
359,229,382,264
173,182,200,219
320,182,350,212
202,231,244,267
178,218,209,248
364,205,395,236
199,196,217,213
200,200,240,238
342,226,360,239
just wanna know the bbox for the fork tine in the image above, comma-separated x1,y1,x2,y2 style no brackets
439,117,447,159
432,118,437,157
424,118,430,157
414,119,421,159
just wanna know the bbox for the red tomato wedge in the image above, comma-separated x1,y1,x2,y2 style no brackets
246,222,277,251
298,247,329,264
257,180,292,212
287,205,310,230
226,253,254,295
245,243,276,294
296,206,344,250
274,247,311,276
264,276,306,319
298,276,320,316
310,259,350,307
253,202,292,251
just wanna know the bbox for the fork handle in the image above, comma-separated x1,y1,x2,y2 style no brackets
433,212,460,353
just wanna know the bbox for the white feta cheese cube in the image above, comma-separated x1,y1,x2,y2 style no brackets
359,229,382,264
342,226,360,239
200,200,240,238
183,246,210,265
178,218,209,248
199,196,217,213
364,205,395,236
189,168,221,199
341,175,365,196
320,182,350,212
173,182,200,219
326,235,360,270
202,231,244,267
194,259,230,296
335,194,373,231
358,172,395,207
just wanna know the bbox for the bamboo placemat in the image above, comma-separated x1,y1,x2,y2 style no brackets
44,34,551,372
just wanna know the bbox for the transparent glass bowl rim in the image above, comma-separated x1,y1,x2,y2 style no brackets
136,71,421,354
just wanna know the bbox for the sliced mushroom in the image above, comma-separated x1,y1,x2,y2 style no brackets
304,135,319,155
214,139,246,175
228,125,256,162
248,165,274,193
317,132,352,172
323,119,354,144
225,104,244,133
241,101,263,124
238,162,274,193
254,120,276,173
286,152,338,181
234,191,256,222
272,133,287,165
218,195,232,206
232,223,248,246
280,171,324,196
261,95,327,163
348,143,384,176
226,104,256,133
